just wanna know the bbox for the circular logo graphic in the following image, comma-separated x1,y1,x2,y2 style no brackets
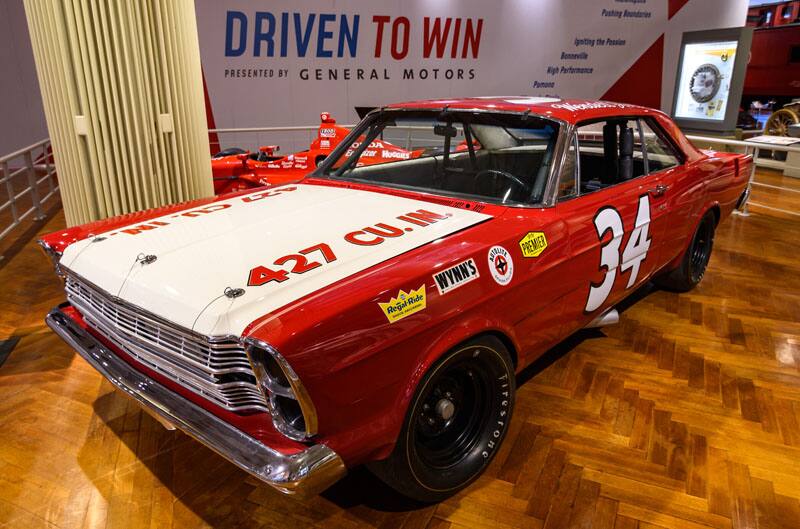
487,246,514,286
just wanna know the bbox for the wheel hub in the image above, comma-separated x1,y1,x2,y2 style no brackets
436,398,455,421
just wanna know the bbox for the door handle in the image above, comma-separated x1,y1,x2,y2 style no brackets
648,184,669,197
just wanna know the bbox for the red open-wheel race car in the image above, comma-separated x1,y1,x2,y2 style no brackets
211,112,428,194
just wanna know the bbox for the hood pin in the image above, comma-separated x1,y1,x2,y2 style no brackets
136,254,157,265
224,287,245,299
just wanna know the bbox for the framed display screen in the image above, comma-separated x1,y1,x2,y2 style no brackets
671,28,753,133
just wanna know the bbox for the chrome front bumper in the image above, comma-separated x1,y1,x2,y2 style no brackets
46,305,346,496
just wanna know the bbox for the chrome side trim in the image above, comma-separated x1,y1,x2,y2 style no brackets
46,305,346,496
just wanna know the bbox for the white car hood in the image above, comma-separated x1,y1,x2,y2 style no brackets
61,183,491,336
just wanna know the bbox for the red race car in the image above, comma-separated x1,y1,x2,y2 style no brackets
39,97,750,501
211,112,424,194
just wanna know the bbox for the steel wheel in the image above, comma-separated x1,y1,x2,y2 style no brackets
655,210,716,293
369,336,515,503
689,215,714,283
413,357,493,469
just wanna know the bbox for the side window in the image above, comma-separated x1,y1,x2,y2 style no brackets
575,118,646,194
640,119,680,172
557,134,578,200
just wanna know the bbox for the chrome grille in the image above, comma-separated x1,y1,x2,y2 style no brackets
64,271,267,412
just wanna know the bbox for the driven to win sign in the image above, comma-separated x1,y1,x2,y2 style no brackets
195,0,748,144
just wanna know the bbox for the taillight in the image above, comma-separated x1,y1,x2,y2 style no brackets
244,338,318,441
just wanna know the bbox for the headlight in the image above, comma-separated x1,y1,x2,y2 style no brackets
37,239,64,277
244,338,318,441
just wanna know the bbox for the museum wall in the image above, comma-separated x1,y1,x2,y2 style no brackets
195,0,748,137
0,0,749,157
0,0,47,155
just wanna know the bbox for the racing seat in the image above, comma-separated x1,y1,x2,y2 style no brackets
601,123,618,185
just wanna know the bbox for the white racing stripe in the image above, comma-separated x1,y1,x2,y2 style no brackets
62,184,492,336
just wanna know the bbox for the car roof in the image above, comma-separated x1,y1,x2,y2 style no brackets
384,96,662,124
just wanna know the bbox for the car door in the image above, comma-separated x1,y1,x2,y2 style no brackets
638,117,696,268
555,117,668,329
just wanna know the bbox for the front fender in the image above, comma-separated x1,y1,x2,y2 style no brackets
362,314,520,462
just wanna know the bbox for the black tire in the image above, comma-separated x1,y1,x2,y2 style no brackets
655,210,716,292
369,336,515,503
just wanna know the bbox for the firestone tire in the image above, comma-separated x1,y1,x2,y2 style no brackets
655,210,716,293
369,336,515,503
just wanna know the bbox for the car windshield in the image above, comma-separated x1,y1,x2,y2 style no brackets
316,110,561,205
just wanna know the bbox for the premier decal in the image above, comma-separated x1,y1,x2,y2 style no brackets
487,246,514,286
433,258,479,295
519,231,548,258
378,286,426,323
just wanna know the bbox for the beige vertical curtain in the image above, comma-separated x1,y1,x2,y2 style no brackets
24,0,213,227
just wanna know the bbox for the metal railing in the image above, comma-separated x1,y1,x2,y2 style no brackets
0,139,59,249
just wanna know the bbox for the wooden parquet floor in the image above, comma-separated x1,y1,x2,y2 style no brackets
0,170,799,529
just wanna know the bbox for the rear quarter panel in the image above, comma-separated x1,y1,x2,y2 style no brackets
660,150,749,270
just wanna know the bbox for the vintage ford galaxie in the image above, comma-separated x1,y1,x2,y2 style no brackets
39,97,750,501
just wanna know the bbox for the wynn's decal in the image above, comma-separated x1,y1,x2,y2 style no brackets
379,285,427,323
518,232,548,258
433,258,479,295
487,246,514,286
585,194,652,312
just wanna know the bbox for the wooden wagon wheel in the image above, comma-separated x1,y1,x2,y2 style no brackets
765,108,800,136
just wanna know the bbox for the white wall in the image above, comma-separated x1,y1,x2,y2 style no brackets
0,0,48,155
0,0,749,157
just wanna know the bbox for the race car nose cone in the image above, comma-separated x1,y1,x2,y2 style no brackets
436,398,455,421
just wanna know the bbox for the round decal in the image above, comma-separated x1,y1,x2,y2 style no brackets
487,246,514,286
